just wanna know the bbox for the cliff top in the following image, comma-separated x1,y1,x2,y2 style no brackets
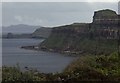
94,9,117,16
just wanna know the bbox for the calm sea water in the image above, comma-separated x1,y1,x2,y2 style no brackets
2,39,75,73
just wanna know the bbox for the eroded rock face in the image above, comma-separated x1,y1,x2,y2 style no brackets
93,9,118,24
39,9,120,54
91,9,119,39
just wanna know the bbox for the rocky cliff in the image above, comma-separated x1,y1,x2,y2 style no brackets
91,9,119,39
39,9,119,55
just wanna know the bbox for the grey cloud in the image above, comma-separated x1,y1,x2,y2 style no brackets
2,2,118,27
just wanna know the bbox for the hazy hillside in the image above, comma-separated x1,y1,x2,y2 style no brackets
2,24,40,34
2,26,52,39
32,27,52,38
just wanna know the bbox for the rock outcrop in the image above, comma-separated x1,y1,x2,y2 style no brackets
91,9,119,39
39,9,119,55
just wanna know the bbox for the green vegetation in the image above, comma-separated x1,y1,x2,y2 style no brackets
40,9,119,55
2,52,120,82
94,9,117,18
32,27,52,38
64,52,120,81
40,30,118,55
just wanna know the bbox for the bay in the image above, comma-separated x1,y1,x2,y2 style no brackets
2,39,75,73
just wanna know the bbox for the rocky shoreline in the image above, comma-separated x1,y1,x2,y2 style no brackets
21,45,85,56
21,45,40,51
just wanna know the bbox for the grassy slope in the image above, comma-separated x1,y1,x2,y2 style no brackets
40,24,118,55
64,52,120,81
40,9,118,55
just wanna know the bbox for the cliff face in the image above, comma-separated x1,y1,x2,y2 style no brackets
40,23,90,53
93,9,118,23
91,9,119,39
40,9,119,55
32,27,52,38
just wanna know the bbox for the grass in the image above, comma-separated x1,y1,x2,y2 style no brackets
64,52,120,81
2,52,120,82
41,35,118,56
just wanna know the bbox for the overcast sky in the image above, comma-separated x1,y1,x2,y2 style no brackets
2,2,118,27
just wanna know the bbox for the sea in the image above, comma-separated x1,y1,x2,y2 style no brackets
2,38,75,73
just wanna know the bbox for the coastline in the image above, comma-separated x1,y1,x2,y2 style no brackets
20,45,85,57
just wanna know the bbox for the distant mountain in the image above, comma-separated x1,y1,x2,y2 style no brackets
2,25,52,39
2,24,41,34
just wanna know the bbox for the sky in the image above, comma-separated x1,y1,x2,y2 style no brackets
1,2,119,27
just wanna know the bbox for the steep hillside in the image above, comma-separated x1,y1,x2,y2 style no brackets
40,9,119,55
32,27,52,38
40,23,90,54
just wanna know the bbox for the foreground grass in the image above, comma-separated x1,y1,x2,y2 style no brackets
64,52,120,81
2,52,120,82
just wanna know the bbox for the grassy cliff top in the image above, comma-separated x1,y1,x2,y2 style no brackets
94,9,117,16
52,23,89,30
